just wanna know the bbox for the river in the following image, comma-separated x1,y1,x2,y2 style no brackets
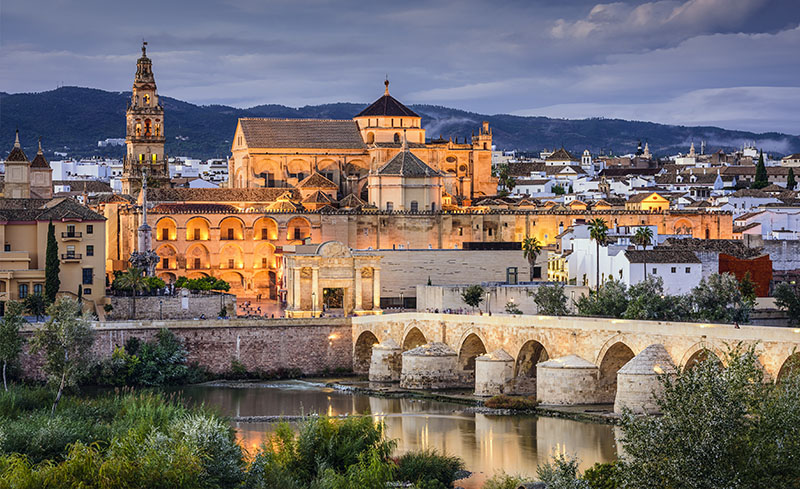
176,380,619,488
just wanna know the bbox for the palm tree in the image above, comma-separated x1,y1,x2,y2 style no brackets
115,267,148,319
588,218,609,291
633,226,654,280
522,236,543,281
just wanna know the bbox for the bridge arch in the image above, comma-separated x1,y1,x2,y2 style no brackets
597,341,635,403
513,339,550,394
402,327,427,351
457,331,488,371
680,342,725,370
777,352,800,381
354,330,380,374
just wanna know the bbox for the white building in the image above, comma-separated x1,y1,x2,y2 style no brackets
714,189,781,216
734,208,800,240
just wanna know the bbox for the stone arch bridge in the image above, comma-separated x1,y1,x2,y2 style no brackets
352,313,800,408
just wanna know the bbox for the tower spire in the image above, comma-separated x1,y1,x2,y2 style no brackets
402,129,408,151
14,129,20,148
384,76,390,96
142,40,147,57
37,137,43,154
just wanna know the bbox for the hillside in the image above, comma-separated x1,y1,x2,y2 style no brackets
2,87,799,160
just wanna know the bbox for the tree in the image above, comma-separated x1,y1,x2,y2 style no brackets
774,282,800,325
752,150,768,189
44,220,60,303
0,301,25,391
31,297,95,414
504,301,522,315
691,272,753,323
23,293,47,322
738,271,757,302
787,167,796,190
632,227,653,279
521,236,542,281
588,218,609,291
575,279,628,318
115,267,148,319
553,184,566,195
619,344,800,488
622,276,692,322
461,285,485,313
495,163,516,194
530,283,569,316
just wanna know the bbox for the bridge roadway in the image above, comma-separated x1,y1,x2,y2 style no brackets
351,313,800,392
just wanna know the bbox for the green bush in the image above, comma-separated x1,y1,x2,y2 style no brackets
483,471,536,489
175,275,230,292
395,449,464,486
582,461,621,489
484,394,538,410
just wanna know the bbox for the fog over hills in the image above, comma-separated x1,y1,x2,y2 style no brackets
2,87,798,160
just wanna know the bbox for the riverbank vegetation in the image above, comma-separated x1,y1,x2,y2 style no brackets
0,388,466,488
484,394,538,410
534,273,755,323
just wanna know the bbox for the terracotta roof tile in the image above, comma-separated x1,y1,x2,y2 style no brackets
297,172,337,189
376,150,441,177
148,187,298,203
625,249,701,264
239,118,366,149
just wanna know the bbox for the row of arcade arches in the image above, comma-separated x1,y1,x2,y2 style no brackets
155,216,311,242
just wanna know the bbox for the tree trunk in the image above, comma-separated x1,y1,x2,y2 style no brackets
52,370,66,415
3,361,7,391
596,242,600,291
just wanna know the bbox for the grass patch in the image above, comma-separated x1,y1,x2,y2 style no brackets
484,394,538,410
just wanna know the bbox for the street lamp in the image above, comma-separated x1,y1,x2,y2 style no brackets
159,299,163,320
486,290,491,315
399,291,404,312
312,291,316,318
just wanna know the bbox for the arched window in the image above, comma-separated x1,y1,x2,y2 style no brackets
144,119,152,137
135,123,142,137
386,201,394,211
366,132,375,144
394,133,400,143
155,123,161,137
143,94,150,105
410,201,419,212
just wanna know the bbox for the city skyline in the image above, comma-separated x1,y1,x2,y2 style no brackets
1,0,799,134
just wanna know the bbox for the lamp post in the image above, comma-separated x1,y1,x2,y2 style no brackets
159,299,163,320
486,290,491,315
312,291,316,318
400,291,404,312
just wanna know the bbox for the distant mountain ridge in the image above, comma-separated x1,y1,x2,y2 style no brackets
2,86,799,160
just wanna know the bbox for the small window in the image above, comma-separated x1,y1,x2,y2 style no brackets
386,202,394,211
294,228,302,240
163,257,169,269
83,288,92,296
228,258,235,269
86,245,94,256
227,228,234,240
652,267,657,275
261,228,268,240
458,227,463,236
194,229,200,240
82,268,93,285
671,267,676,274
4,244,9,252
33,284,43,295
262,257,268,268
67,224,76,236
193,258,201,269
410,201,419,212
19,284,29,299
162,228,169,240
87,224,93,234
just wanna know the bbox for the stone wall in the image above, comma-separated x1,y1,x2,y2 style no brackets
415,284,590,314
21,318,351,379
107,292,237,320
378,248,544,300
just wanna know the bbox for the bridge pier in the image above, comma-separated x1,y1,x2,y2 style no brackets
400,342,461,389
369,339,402,382
536,355,601,405
474,349,515,396
614,344,676,414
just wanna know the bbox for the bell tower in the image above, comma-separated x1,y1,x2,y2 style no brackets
121,41,168,195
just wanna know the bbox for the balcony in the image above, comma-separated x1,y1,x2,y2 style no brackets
61,253,82,262
61,232,82,241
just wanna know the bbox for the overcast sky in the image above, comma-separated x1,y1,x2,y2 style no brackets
2,0,799,134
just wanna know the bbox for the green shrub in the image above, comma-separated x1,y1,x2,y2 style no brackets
483,471,536,489
484,394,538,410
395,449,464,486
582,461,621,489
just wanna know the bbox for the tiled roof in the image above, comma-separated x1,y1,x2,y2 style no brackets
733,223,761,233
239,118,366,149
376,150,442,177
267,199,304,211
30,151,50,169
302,190,334,204
624,249,701,264
507,162,546,177
338,193,366,208
546,148,576,161
734,210,765,222
731,189,772,198
0,197,104,222
600,168,660,177
354,86,419,118
628,192,666,203
297,172,337,189
151,203,239,213
5,146,27,162
148,187,298,203
516,178,551,185
661,238,762,259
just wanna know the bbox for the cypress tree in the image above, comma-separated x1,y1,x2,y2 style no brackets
753,150,768,189
788,167,796,190
45,221,60,303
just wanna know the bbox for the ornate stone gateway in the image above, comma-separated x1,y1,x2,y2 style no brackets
284,241,382,318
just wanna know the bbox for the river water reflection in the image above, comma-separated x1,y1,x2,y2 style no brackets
177,381,618,488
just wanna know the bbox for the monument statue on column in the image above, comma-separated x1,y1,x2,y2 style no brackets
129,169,160,276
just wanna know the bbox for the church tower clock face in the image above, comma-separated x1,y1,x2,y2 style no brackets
122,41,168,195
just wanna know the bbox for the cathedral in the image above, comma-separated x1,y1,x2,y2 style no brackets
104,44,731,304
